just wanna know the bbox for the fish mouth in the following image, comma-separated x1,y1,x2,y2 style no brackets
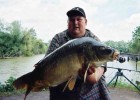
112,50,120,60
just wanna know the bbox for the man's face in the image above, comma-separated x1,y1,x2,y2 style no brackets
68,16,87,38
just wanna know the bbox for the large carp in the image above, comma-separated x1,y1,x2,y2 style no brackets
13,37,119,100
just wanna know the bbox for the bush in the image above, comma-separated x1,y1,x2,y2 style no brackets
0,76,16,92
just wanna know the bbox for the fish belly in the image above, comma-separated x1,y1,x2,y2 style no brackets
44,53,82,87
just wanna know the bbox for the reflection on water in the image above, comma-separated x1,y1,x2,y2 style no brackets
0,54,45,83
0,54,140,85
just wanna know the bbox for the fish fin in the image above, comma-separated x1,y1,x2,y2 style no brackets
32,80,45,91
68,78,76,90
63,76,76,92
24,85,32,100
84,63,90,82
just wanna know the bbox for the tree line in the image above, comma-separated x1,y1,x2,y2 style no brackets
0,20,48,58
104,26,140,54
1,19,140,58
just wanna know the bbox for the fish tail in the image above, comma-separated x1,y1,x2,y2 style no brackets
13,72,34,90
13,72,35,100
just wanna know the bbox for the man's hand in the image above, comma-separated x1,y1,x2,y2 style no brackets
79,64,104,84
79,64,95,78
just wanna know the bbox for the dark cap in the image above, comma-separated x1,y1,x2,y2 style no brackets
67,7,86,18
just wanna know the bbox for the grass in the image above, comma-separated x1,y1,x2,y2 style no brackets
108,81,140,92
0,90,25,97
0,76,25,96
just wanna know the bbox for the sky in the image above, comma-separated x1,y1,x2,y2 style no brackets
0,0,140,42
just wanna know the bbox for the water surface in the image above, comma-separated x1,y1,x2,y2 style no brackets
0,54,44,83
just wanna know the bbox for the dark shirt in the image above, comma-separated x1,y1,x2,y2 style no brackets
46,29,111,100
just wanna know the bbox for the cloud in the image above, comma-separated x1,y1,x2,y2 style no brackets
91,13,140,42
83,0,109,6
125,13,140,26
0,0,140,42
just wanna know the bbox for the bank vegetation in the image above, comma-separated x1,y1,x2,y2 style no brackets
0,20,48,58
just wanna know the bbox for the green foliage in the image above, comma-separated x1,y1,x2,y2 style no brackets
128,26,140,54
0,77,15,92
0,77,26,96
0,20,48,58
109,81,138,92
104,40,129,53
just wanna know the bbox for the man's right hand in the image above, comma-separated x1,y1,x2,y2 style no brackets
79,64,104,84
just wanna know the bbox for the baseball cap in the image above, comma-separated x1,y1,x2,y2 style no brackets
67,7,86,18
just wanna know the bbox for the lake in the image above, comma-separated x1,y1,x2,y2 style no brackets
0,54,45,84
0,54,140,86
105,60,140,85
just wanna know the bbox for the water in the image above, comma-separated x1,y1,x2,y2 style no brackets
105,59,140,85
0,54,45,83
0,55,140,85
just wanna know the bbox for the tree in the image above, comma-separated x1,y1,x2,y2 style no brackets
129,26,140,54
0,20,12,58
9,21,23,56
0,20,48,58
104,40,129,53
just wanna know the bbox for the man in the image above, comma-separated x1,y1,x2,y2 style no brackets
46,7,111,100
